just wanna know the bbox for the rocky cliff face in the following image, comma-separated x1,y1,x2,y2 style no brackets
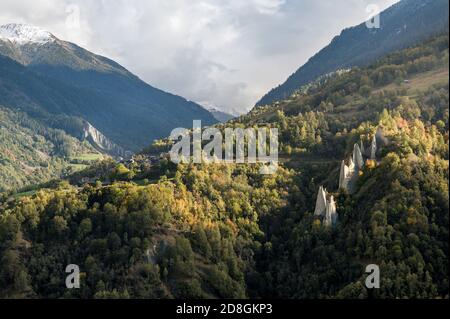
83,122,131,158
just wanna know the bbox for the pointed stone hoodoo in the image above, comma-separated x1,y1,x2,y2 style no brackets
314,186,327,216
324,195,337,227
348,157,355,171
314,187,338,226
313,128,390,227
353,143,364,170
370,134,377,160
339,157,356,192
330,196,338,225
339,160,349,190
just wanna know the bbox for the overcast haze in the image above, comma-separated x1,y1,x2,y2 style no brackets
0,0,399,114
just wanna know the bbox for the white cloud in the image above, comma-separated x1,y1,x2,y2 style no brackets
0,0,399,114
251,0,285,14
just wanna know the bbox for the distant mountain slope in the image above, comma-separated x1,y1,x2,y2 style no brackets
208,108,235,122
0,24,217,152
256,0,449,107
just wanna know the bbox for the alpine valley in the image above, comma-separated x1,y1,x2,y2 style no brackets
0,0,448,300
0,23,217,190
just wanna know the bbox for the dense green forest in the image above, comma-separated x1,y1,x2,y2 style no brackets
0,34,448,299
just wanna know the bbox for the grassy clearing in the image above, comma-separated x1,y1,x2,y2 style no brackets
374,66,449,94
68,163,89,170
70,153,103,162
13,190,37,198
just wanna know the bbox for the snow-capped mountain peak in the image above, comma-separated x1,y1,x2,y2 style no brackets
0,23,55,45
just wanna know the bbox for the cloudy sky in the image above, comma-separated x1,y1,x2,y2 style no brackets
1,0,399,114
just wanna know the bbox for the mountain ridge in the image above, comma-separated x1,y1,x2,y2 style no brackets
0,23,55,44
256,0,449,107
0,24,217,152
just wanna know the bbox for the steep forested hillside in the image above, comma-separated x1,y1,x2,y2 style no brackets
0,34,448,299
257,0,449,107
0,105,102,192
0,23,217,190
